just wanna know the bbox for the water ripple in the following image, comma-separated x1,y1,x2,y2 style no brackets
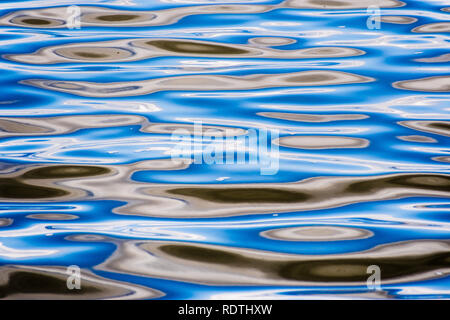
0,0,449,299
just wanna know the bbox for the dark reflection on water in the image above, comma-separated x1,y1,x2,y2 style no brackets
97,14,141,22
6,37,366,64
346,174,450,194
0,271,99,298
93,240,450,286
22,165,110,179
0,178,67,199
166,174,450,206
278,254,450,282
430,122,450,134
146,39,249,55
160,243,450,282
0,165,110,199
399,121,450,137
20,18,52,26
0,266,163,299
168,187,310,203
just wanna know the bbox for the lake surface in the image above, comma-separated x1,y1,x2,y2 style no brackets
0,0,449,299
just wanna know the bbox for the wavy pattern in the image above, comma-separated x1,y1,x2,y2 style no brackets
0,0,449,299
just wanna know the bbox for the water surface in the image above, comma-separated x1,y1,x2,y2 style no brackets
0,0,449,299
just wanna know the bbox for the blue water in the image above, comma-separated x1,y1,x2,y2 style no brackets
0,0,449,299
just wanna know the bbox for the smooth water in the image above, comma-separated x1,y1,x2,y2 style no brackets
0,0,449,299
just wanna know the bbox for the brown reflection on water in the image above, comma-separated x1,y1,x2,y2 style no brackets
0,159,191,205
22,165,109,179
96,239,450,286
399,120,450,137
0,114,248,139
168,187,311,203
0,165,111,200
22,70,374,97
397,135,437,143
95,14,145,22
393,76,450,92
0,178,68,199
6,37,365,64
380,16,417,24
145,39,249,55
0,114,147,137
0,5,270,28
3,160,446,217
6,2,405,30
9,16,64,27
412,22,450,33
3,161,448,218
0,1,406,31
345,174,450,193
132,173,450,218
54,46,134,61
0,265,162,299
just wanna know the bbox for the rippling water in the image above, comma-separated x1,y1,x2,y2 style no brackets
0,0,449,299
